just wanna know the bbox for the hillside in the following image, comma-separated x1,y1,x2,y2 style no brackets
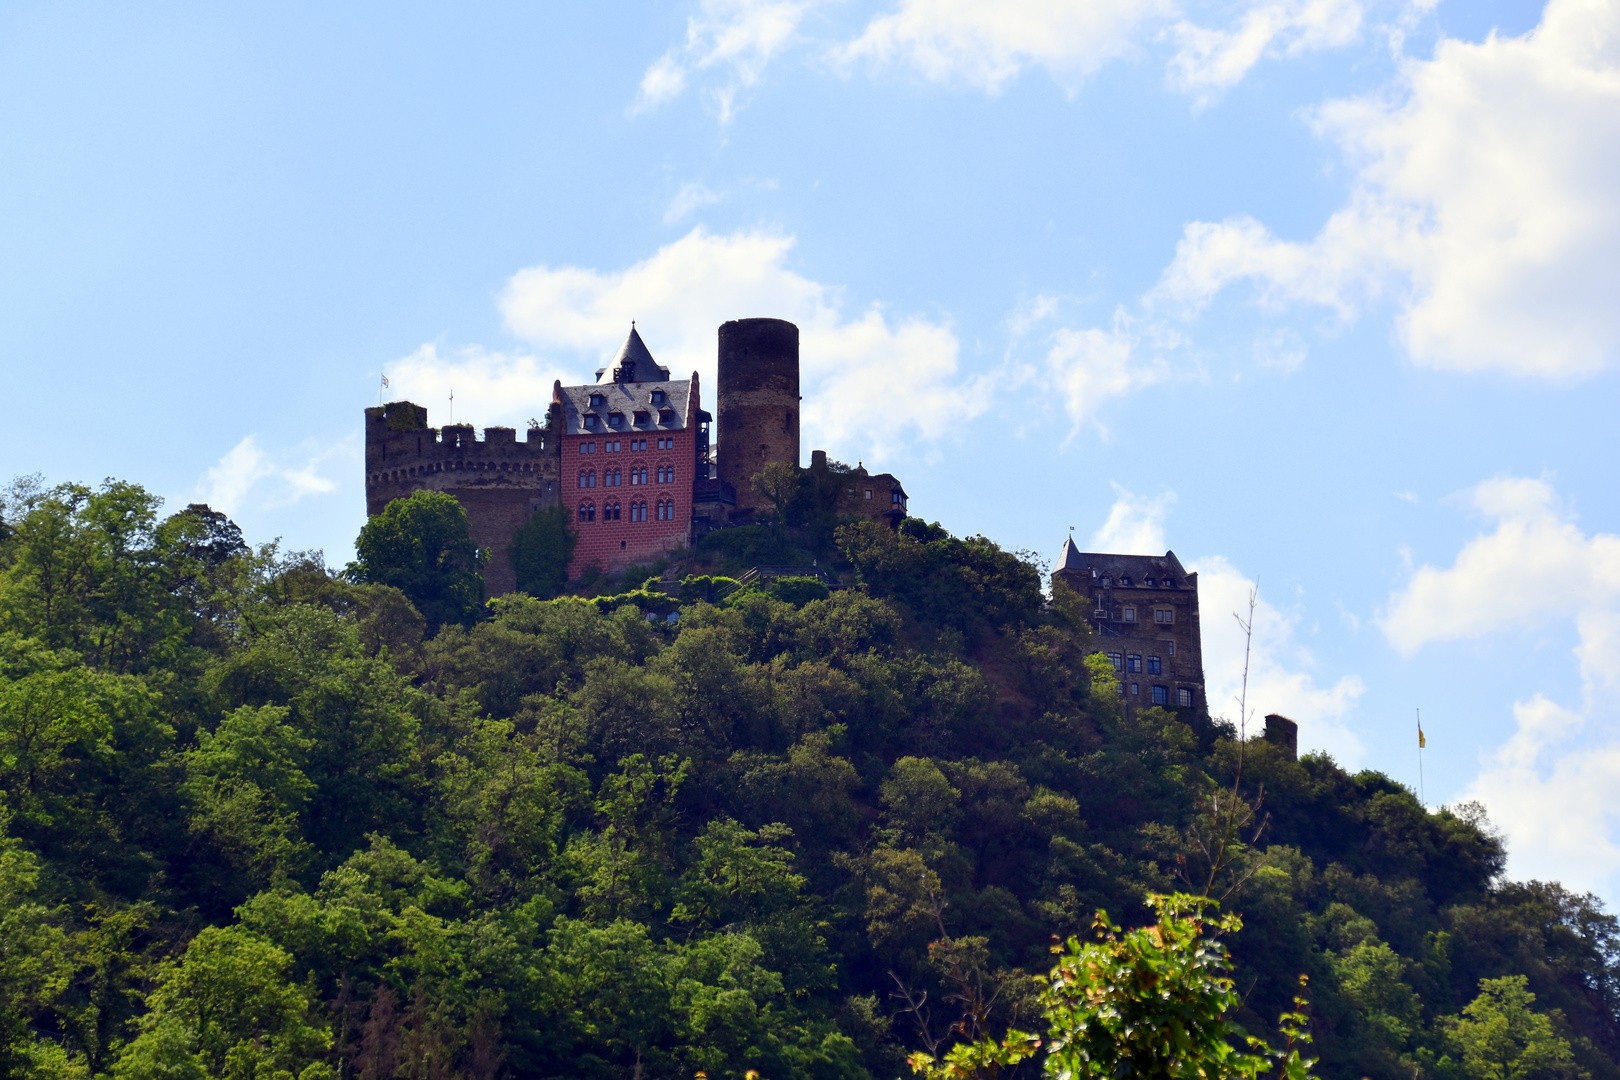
2,477,1617,1080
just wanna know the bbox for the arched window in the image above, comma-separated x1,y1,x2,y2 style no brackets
608,502,620,521
579,503,595,522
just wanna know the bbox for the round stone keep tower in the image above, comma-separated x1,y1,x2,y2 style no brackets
717,318,800,512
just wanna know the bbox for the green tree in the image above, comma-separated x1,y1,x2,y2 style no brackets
508,504,576,599
350,491,483,629
111,926,332,1080
1038,894,1315,1080
0,825,69,1076
753,461,804,522
182,704,316,887
1434,975,1586,1080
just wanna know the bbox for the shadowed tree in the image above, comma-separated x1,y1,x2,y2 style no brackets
349,491,483,630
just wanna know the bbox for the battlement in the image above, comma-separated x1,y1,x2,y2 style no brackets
364,401,564,594
365,405,552,475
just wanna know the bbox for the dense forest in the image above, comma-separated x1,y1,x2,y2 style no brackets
2,474,1618,1080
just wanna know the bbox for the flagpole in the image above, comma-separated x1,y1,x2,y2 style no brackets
1417,707,1426,808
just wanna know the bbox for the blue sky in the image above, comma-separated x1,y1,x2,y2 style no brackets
5,0,1619,900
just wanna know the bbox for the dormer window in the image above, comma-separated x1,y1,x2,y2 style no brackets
650,390,666,404
659,409,674,424
583,414,599,429
608,412,624,427
633,410,650,425
589,393,605,407
1145,577,1155,587
1101,576,1111,587
1120,576,1132,586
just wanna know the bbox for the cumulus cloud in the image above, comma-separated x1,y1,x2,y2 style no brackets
635,0,816,120
1380,476,1620,662
835,0,1172,92
195,436,344,518
1091,483,1174,553
495,226,983,457
1166,0,1362,103
1384,474,1620,891
638,0,1368,116
1193,554,1367,760
386,346,572,433
1009,300,1180,434
1461,695,1620,894
1155,0,1620,377
1086,487,1366,759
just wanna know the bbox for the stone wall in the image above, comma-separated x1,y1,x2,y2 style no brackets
717,318,799,511
364,405,561,596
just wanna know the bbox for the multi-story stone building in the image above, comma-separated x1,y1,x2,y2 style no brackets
363,318,909,590
1052,539,1206,716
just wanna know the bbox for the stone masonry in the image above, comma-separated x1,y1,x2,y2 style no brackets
1052,539,1207,717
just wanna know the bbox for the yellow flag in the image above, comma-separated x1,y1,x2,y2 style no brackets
1418,726,1426,749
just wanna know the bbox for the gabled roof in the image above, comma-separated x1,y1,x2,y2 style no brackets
595,326,671,384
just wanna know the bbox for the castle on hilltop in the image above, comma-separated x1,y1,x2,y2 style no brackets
365,318,909,593
1053,539,1208,717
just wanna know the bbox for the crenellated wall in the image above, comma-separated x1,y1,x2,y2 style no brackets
364,404,562,595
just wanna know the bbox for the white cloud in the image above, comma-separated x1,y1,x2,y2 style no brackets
195,435,343,518
1086,486,1366,759
1043,321,1170,434
1010,300,1179,434
1193,554,1366,761
1380,476,1620,658
1155,0,1620,377
664,181,726,224
1462,695,1620,894
387,345,572,433
1091,483,1174,553
1166,0,1362,104
834,0,1172,92
495,226,983,457
635,0,816,121
1383,474,1620,892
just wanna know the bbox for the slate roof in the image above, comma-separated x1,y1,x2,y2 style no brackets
1055,545,1193,585
594,326,671,384
554,378,693,437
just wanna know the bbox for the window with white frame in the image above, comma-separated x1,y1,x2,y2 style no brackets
1176,687,1193,707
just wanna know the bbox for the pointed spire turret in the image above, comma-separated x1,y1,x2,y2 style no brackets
1057,535,1084,572
598,324,671,383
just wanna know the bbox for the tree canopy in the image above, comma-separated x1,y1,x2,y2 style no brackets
1,474,1617,1080
349,489,484,628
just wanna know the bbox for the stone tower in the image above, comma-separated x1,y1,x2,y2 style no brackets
716,318,799,512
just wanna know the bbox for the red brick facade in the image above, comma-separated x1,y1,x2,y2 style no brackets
559,419,698,579
364,322,906,594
